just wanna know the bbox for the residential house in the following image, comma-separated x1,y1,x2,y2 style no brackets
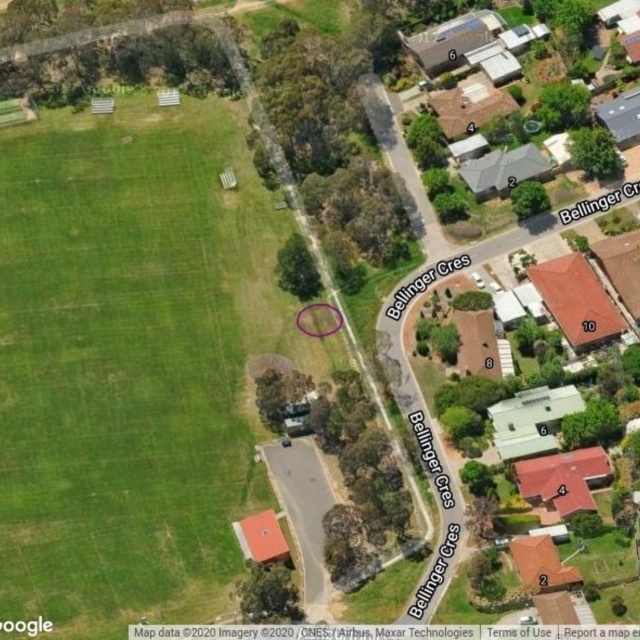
618,11,640,33
488,385,586,461
464,42,522,85
533,592,581,625
514,447,613,519
429,82,519,140
528,253,627,351
400,12,502,77
458,143,552,201
591,229,640,324
597,0,640,27
509,536,582,591
619,30,640,63
595,85,640,149
233,510,290,563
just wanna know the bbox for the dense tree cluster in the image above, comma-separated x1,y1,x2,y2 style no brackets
435,375,510,418
0,21,239,108
561,397,622,449
301,157,412,267
313,370,412,586
238,561,302,623
254,369,315,432
459,461,496,496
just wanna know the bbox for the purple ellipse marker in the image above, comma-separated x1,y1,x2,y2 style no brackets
296,303,344,338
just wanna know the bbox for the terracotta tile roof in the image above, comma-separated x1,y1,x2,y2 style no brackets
239,510,290,563
619,31,640,63
509,536,583,588
429,86,519,139
534,592,581,625
452,309,502,379
527,253,626,348
514,446,612,519
591,229,640,322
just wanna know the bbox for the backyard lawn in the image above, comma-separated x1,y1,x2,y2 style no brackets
0,93,349,639
558,530,636,584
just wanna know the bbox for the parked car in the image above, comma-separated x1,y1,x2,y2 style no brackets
471,272,485,288
489,281,503,294
281,436,292,448
493,536,511,549
518,616,538,626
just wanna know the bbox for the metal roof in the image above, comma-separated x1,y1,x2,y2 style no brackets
494,290,527,324
489,384,586,432
447,133,489,158
479,50,522,82
459,143,551,194
529,525,569,538
598,0,640,23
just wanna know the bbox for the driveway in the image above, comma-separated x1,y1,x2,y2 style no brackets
261,437,336,622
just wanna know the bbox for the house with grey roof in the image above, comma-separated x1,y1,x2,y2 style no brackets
400,11,503,77
595,85,640,149
488,385,586,461
458,143,553,201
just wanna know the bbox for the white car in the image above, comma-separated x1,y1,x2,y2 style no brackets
489,281,503,294
518,616,538,626
471,272,485,288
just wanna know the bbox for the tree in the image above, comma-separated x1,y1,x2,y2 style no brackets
308,396,332,434
507,84,525,105
460,461,496,496
614,502,635,536
441,406,483,443
451,291,494,311
611,595,628,617
555,0,591,41
465,496,499,540
623,430,640,463
540,355,566,388
255,369,287,431
538,82,591,132
430,323,461,364
532,0,556,21
275,232,322,301
574,234,589,253
623,345,640,384
238,561,300,622
609,37,628,70
569,127,624,180
406,113,444,148
514,317,545,357
339,429,391,480
484,115,512,145
561,397,622,449
423,168,452,199
511,181,551,219
569,513,605,538
467,551,494,590
433,193,468,224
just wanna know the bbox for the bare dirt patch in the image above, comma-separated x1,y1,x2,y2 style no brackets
297,304,342,337
247,353,295,380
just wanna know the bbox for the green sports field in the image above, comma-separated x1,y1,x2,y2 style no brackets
0,92,348,639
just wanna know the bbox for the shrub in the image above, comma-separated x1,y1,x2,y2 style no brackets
507,84,525,105
583,581,601,602
451,291,494,311
611,595,627,617
416,341,430,357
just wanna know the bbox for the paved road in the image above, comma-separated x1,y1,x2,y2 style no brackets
261,438,336,622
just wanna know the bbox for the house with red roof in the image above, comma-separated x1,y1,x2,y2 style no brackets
514,446,613,520
528,253,627,352
509,536,582,591
233,509,290,563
